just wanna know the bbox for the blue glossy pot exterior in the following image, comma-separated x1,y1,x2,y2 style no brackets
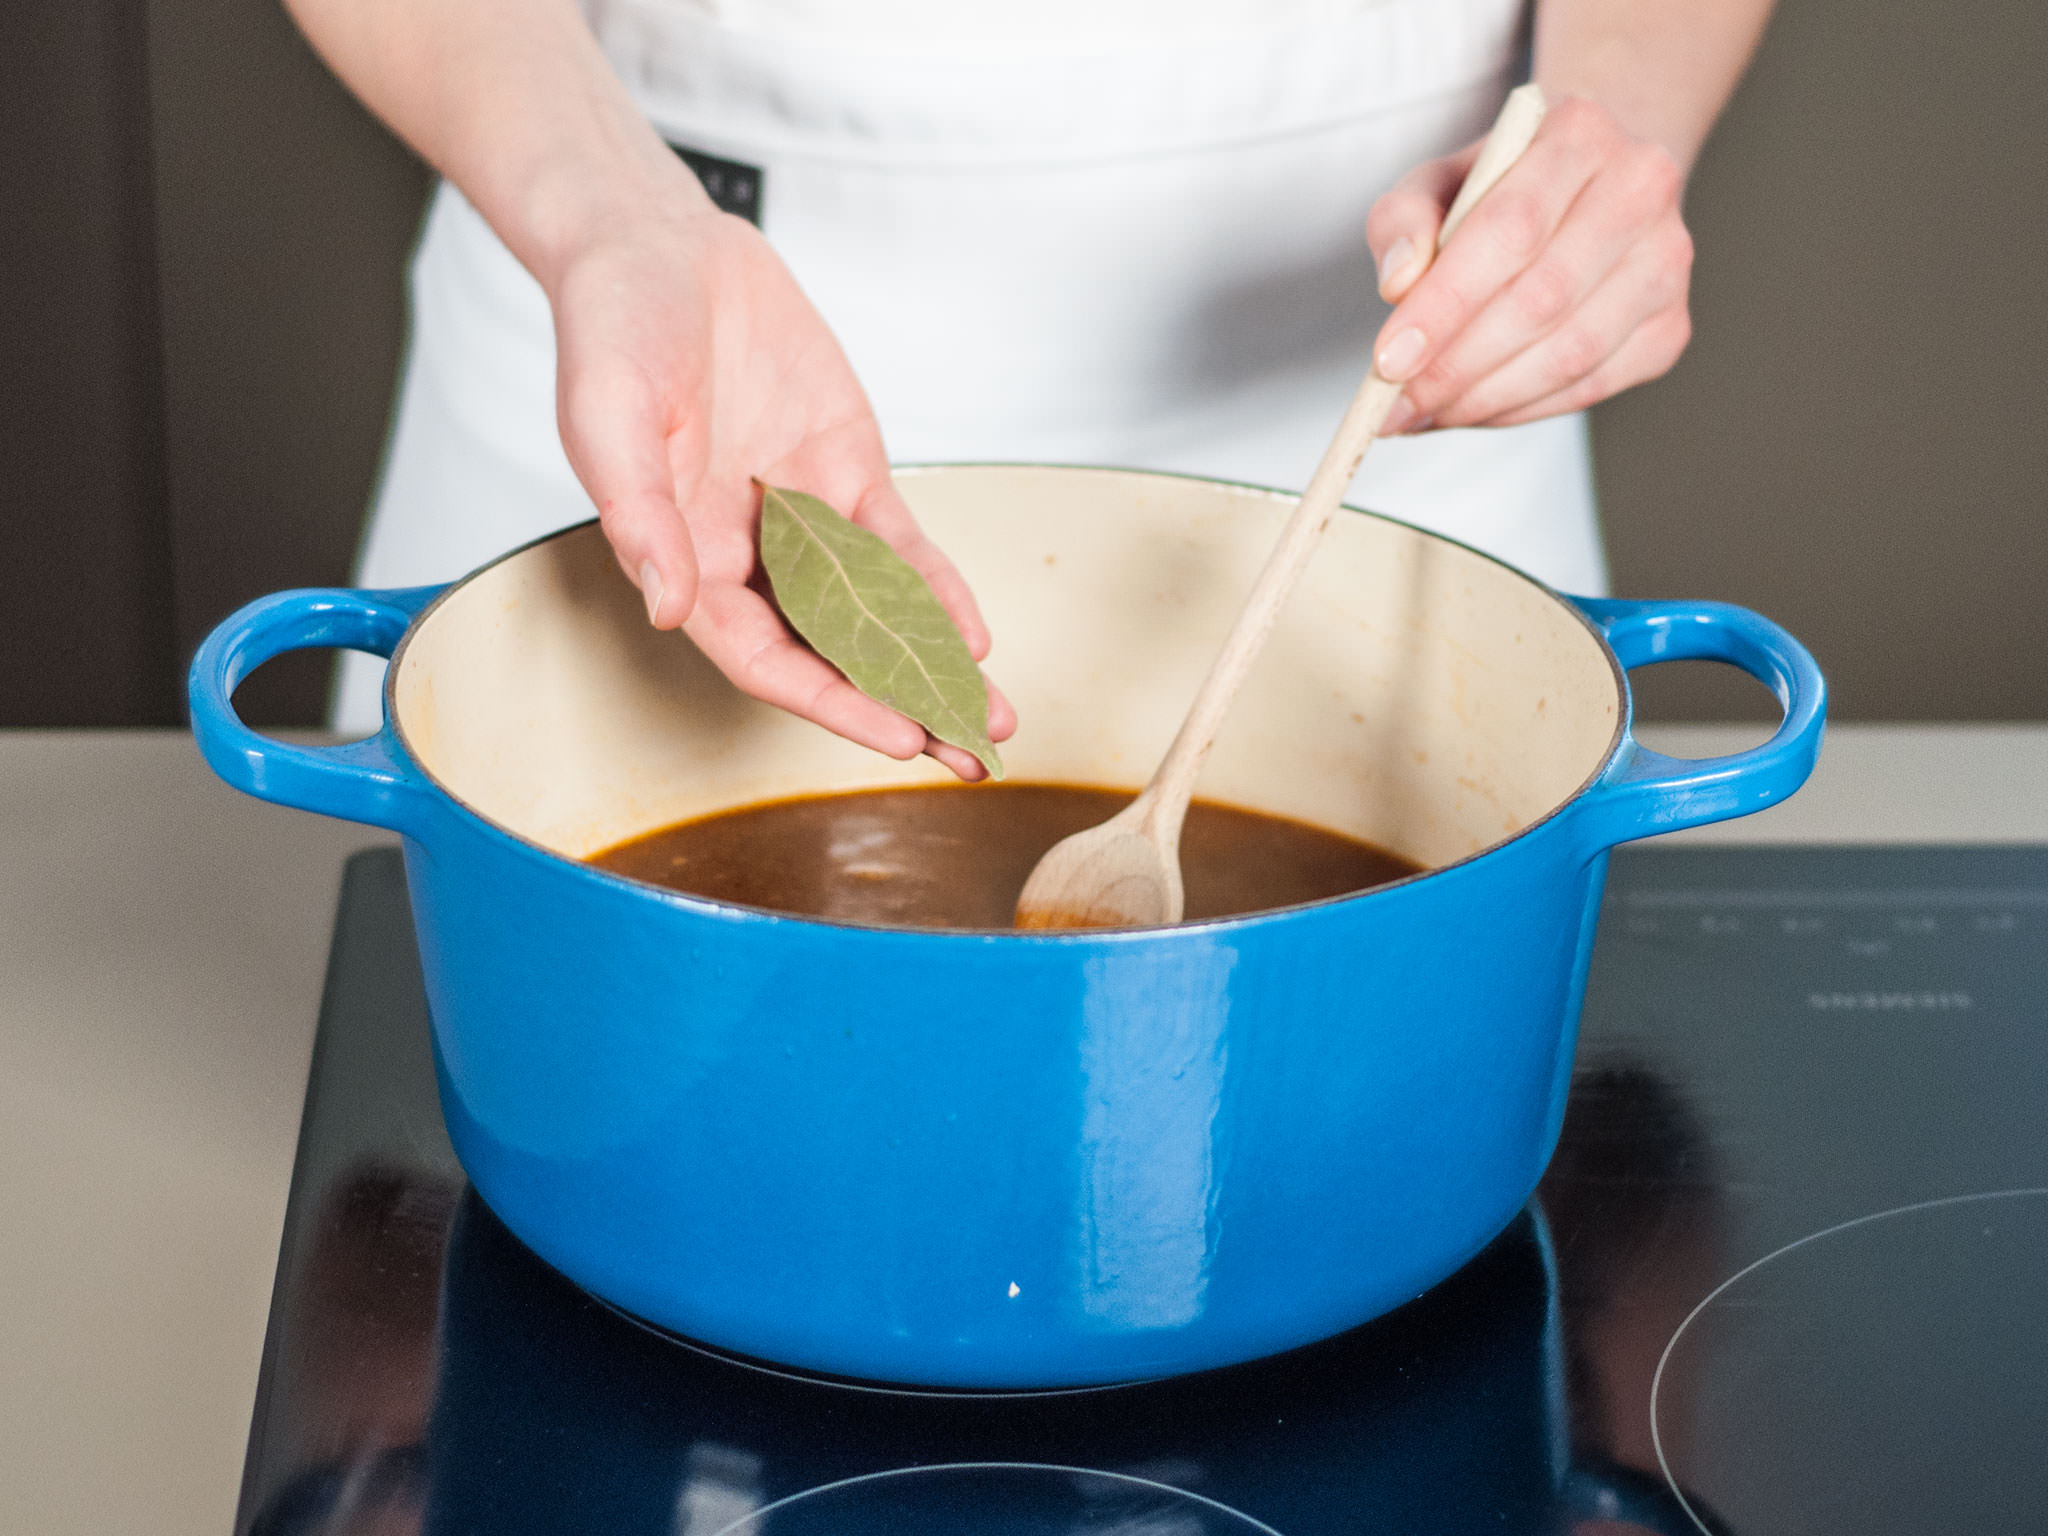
191,498,1822,1388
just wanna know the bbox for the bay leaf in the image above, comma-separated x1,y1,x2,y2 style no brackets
757,483,1004,778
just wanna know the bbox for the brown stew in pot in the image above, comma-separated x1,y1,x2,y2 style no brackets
587,784,1422,929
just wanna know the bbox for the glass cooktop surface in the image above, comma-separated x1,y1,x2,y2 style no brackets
236,846,2048,1536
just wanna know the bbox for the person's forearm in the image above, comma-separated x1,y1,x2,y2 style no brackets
1533,0,1775,174
283,0,708,288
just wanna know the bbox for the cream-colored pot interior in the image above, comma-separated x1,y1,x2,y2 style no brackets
392,466,1622,871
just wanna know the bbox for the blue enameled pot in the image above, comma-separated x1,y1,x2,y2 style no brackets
190,466,1822,1387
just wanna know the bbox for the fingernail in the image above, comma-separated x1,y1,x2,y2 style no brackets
1383,398,1418,435
1377,236,1418,296
638,560,665,626
1377,327,1427,381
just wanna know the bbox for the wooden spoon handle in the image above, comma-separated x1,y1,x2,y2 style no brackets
1135,84,1548,839
1438,83,1548,248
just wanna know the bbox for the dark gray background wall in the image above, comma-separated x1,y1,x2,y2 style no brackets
3,0,2043,726
144,0,431,722
1598,0,2048,721
1,0,178,723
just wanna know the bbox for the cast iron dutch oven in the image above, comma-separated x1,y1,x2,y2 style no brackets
192,465,1822,1387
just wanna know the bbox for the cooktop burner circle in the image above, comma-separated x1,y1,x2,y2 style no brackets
1652,1186,2048,1535
705,1462,1284,1535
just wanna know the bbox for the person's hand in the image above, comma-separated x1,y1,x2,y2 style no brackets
1364,95,1695,434
547,202,1014,781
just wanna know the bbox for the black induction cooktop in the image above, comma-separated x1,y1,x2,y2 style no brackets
235,845,2048,1536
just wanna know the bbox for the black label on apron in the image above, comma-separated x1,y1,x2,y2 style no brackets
669,144,764,226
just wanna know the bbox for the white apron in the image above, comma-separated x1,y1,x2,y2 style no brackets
334,0,1605,732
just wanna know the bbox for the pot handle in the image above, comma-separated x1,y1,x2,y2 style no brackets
187,586,443,834
1569,596,1826,851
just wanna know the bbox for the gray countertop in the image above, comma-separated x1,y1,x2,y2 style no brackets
3,724,2044,1535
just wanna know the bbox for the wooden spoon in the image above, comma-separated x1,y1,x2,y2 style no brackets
1013,84,1549,931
